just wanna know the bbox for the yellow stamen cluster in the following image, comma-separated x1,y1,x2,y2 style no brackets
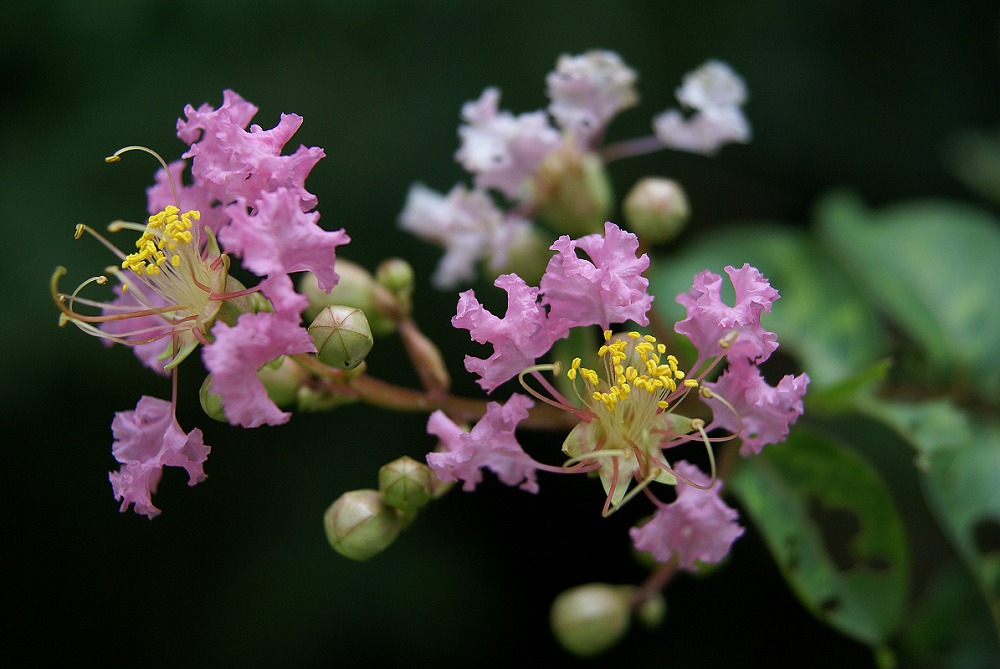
122,206,200,276
568,330,688,413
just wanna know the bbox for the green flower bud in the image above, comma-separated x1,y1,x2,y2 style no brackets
622,177,690,244
379,456,434,514
199,375,227,422
299,262,396,336
634,593,667,629
550,583,635,657
309,305,374,370
257,356,304,409
534,145,612,236
324,489,403,561
375,258,415,305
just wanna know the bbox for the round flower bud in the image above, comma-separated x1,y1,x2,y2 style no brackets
534,145,612,236
324,489,403,561
299,262,396,336
199,375,227,422
622,177,690,243
309,305,374,370
635,593,667,629
375,258,415,304
257,356,304,409
550,583,635,657
379,456,434,514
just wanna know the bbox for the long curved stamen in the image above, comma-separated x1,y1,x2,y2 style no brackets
518,363,594,420
106,145,181,210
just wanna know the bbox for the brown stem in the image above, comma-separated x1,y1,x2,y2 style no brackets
629,558,679,608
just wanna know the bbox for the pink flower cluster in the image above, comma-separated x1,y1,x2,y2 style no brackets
427,223,808,568
400,52,750,288
107,90,349,517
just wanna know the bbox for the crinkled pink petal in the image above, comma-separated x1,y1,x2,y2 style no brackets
178,91,323,213
675,264,779,365
546,50,638,145
704,358,809,456
108,395,210,519
221,188,350,291
98,285,172,376
258,273,310,319
426,394,538,493
453,274,558,393
540,221,652,337
629,461,743,569
455,88,561,200
203,312,316,427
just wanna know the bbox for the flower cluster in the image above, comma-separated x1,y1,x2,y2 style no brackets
426,222,808,569
52,90,349,517
400,52,750,289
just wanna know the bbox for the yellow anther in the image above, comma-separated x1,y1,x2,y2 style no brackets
684,379,699,388
567,368,577,380
628,331,641,339
657,343,666,354
74,224,86,239
603,329,612,342
571,358,581,370
625,366,638,382
644,334,656,343
657,400,669,409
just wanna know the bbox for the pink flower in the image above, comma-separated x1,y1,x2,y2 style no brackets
540,221,652,336
98,285,172,376
178,90,324,212
146,160,228,234
653,60,751,155
426,394,538,493
546,50,638,145
629,461,744,569
453,274,558,393
455,87,561,200
108,396,211,519
203,312,316,428
704,358,809,456
675,264,779,366
222,188,350,292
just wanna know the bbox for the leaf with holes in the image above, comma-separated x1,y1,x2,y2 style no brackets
728,428,909,645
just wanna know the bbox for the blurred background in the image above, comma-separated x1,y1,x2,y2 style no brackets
5,1,999,666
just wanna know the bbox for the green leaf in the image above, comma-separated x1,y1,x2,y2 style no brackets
861,398,1000,632
650,224,884,390
816,192,1000,396
728,428,910,645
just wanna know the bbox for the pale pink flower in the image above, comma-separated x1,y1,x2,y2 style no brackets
629,461,744,569
426,394,538,493
453,274,558,393
540,221,652,337
653,60,750,155
704,358,809,456
108,395,211,519
546,50,638,145
455,87,561,200
202,312,316,427
675,264,779,366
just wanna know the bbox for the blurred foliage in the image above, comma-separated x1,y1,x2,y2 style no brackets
7,0,1000,667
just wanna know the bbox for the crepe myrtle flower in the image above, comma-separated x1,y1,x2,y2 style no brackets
428,222,807,566
51,91,349,516
401,52,751,290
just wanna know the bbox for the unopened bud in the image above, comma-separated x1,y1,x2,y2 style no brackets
379,456,434,514
258,356,305,409
534,145,612,236
375,258,415,305
622,177,690,243
199,375,227,422
635,593,667,629
550,583,634,657
324,489,403,561
309,306,374,370
300,262,396,336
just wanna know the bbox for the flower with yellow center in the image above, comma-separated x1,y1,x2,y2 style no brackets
51,146,260,370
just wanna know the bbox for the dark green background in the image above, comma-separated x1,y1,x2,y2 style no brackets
6,1,999,666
